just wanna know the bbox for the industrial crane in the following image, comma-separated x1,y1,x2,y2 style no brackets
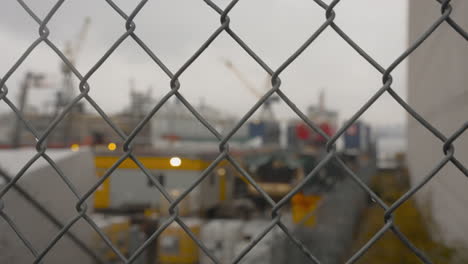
223,59,280,121
11,72,47,148
56,16,91,113
56,17,91,146
223,59,282,147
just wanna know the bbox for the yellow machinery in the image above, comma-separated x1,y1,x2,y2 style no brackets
91,150,235,263
89,148,241,264
93,153,234,215
90,147,329,263
157,218,202,264
92,216,131,262
291,193,322,227
238,148,305,201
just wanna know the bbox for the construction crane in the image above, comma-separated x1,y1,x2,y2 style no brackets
56,17,91,146
223,59,283,147
11,72,47,148
56,16,91,113
223,59,280,121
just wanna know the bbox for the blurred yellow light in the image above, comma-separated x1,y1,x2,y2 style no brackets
169,157,182,167
70,144,80,152
107,142,117,151
217,168,226,176
170,189,181,197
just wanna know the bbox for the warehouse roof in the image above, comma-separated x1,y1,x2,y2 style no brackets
0,147,86,180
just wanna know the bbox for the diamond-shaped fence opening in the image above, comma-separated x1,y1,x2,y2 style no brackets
0,0,467,263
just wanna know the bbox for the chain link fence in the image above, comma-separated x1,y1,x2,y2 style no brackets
0,0,467,263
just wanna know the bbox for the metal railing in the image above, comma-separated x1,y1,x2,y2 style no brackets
0,0,467,263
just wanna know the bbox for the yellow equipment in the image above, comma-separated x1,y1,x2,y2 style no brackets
238,148,305,201
93,154,234,216
92,216,131,262
158,218,202,264
291,193,322,227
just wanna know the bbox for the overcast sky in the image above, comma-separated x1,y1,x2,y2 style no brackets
0,0,415,128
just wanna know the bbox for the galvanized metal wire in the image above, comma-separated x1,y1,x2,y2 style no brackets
0,0,467,263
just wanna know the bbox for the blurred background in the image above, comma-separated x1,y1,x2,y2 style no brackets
0,0,466,263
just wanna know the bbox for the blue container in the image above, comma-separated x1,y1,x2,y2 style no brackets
249,122,266,138
248,121,280,145
343,121,370,154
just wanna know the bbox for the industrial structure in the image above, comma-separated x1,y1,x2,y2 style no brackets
407,1,468,250
3,0,467,262
287,91,339,149
150,97,250,146
0,33,378,263
0,48,380,262
224,59,281,146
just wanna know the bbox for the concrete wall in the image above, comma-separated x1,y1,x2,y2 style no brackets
407,1,468,247
0,148,97,263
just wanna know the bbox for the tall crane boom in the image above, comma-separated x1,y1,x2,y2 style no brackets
62,17,91,73
59,17,92,103
56,17,92,146
72,16,91,64
223,59,279,121
223,59,263,99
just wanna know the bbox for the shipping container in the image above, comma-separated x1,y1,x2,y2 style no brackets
342,121,372,155
248,121,280,145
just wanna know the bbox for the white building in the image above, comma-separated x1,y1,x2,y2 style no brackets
151,99,249,145
407,1,468,249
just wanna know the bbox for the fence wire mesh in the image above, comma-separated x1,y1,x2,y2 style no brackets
0,0,467,263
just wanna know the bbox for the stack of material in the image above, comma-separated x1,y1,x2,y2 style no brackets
200,219,285,264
